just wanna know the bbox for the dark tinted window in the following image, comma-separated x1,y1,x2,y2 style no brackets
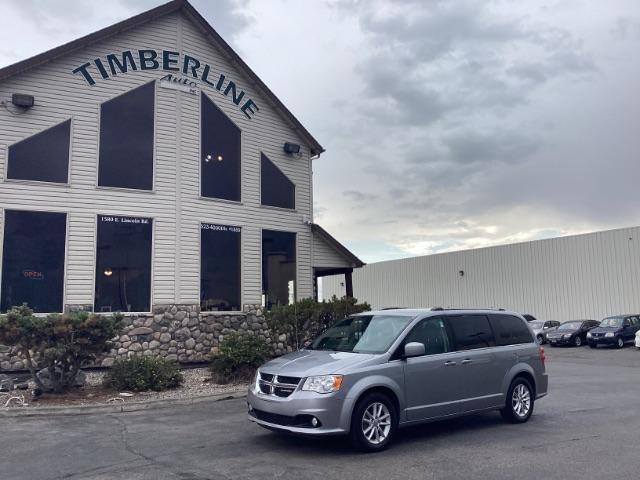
94,215,152,312
201,94,241,200
7,120,71,183
261,153,295,209
262,230,296,309
98,82,154,190
404,317,452,355
201,223,241,311
488,314,534,346
447,314,496,350
1,210,66,312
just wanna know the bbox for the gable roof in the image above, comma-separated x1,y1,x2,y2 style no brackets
0,0,324,156
312,224,365,268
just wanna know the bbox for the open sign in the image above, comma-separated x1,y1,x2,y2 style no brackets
22,270,44,280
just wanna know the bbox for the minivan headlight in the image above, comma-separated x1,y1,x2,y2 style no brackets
253,370,261,391
302,375,343,394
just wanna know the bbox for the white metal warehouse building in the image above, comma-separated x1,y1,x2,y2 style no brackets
323,226,640,321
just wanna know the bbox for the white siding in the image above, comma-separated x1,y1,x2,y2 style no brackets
323,227,640,321
0,11,315,309
312,231,354,269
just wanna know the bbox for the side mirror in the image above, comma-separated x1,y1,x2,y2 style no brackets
404,342,426,358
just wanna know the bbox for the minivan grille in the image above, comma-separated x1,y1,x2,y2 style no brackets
257,372,301,398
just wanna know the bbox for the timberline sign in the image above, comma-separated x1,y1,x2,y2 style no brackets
72,49,259,119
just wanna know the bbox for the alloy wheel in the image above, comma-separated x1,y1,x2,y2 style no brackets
511,384,531,418
361,402,391,445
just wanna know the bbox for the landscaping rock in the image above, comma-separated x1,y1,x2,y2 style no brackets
0,374,14,392
36,368,86,392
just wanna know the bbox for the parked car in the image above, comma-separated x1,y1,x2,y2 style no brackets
587,315,640,349
247,309,548,452
635,330,640,349
529,320,561,345
546,320,600,347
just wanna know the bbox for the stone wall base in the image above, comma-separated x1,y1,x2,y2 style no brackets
0,304,292,371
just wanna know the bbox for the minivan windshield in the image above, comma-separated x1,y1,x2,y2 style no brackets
310,315,413,354
599,317,623,328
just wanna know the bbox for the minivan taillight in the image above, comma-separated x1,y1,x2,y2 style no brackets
538,346,546,367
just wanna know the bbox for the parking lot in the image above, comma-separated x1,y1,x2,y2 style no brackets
2,345,640,480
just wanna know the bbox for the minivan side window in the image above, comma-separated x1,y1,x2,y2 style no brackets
488,314,533,346
447,315,496,351
403,318,452,355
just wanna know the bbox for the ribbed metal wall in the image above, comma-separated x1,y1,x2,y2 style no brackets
322,227,640,321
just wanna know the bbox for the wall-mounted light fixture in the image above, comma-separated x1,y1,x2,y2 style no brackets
283,142,301,154
458,270,465,277
12,93,34,109
103,268,113,277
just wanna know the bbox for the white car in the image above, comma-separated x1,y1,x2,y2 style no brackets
635,330,640,349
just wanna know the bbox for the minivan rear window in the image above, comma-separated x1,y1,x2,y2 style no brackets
489,314,534,346
447,314,496,351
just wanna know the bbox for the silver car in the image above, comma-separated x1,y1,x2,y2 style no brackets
247,308,548,451
529,320,561,344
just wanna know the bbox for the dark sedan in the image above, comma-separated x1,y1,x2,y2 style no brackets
587,315,640,348
546,320,600,347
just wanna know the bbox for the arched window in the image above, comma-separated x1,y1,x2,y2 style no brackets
7,119,71,183
261,153,295,209
201,94,241,201
98,82,155,190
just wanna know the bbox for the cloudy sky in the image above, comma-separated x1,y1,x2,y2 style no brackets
2,0,639,262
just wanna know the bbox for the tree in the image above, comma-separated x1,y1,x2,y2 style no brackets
0,304,123,393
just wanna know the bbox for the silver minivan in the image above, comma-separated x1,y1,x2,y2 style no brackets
247,308,548,451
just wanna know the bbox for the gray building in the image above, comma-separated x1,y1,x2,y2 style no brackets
0,1,362,325
323,226,640,321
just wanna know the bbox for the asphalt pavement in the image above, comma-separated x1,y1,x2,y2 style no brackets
2,345,640,480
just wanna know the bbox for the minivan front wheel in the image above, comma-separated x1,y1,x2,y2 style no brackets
501,378,534,423
349,393,397,452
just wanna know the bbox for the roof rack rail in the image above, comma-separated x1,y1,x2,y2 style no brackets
380,307,406,310
429,307,506,312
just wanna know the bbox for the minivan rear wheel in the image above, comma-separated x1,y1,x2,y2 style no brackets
349,392,397,452
501,377,534,423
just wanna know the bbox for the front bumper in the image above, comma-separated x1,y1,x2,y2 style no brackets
246,387,349,436
587,336,618,346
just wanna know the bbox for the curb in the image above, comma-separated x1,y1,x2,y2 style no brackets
0,388,247,418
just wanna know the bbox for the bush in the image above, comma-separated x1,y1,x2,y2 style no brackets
266,296,371,349
209,332,270,384
0,304,123,393
104,356,183,392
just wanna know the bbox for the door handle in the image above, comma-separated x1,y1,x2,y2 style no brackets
461,359,473,365
444,361,457,366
